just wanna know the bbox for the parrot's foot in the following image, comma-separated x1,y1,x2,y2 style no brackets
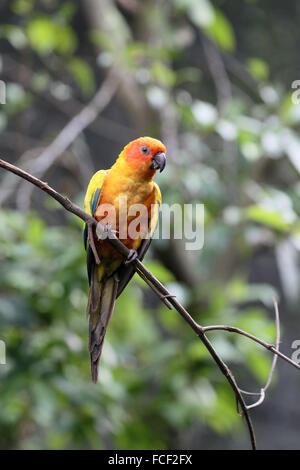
124,249,138,265
87,221,100,265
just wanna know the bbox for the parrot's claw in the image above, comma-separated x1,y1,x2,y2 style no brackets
124,249,138,265
87,221,100,265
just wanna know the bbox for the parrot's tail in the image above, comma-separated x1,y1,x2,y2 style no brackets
86,267,118,384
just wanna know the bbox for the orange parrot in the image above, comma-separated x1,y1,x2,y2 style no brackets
83,137,166,383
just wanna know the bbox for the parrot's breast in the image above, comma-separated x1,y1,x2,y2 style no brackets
94,170,156,277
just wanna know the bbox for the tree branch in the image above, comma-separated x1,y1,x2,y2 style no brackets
202,322,299,371
2,157,300,449
239,298,280,410
15,69,119,210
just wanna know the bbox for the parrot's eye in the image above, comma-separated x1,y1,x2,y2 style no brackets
140,145,150,155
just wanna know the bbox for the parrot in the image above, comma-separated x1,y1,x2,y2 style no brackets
83,136,166,383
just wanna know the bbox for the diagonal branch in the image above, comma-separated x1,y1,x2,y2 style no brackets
2,157,300,449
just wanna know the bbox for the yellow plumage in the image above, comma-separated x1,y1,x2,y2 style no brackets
83,137,166,383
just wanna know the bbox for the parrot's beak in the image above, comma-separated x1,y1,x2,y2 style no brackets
151,152,166,172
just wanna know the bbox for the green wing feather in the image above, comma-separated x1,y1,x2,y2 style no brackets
83,170,108,283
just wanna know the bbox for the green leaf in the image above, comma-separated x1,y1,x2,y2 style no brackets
175,67,201,85
246,58,269,81
27,17,57,54
205,9,236,52
150,62,176,87
67,58,96,97
12,0,33,14
245,205,292,232
244,346,273,383
143,260,175,284
58,2,77,21
27,17,77,55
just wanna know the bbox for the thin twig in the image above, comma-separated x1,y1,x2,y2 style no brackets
3,54,136,144
15,69,119,210
202,34,232,111
266,298,281,390
240,297,280,410
202,323,300,371
130,258,257,449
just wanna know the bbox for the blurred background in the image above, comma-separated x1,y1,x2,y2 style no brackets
0,0,299,450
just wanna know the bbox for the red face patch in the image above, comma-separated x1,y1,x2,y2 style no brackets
124,137,166,164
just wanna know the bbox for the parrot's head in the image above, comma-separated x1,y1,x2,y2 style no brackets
119,136,166,178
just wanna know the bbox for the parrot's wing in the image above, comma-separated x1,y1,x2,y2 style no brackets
116,182,162,298
83,170,108,284
83,169,108,217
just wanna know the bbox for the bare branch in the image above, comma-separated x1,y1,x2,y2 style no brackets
202,34,232,111
116,0,140,11
265,298,281,390
239,298,281,410
15,70,119,210
202,319,299,370
0,158,95,224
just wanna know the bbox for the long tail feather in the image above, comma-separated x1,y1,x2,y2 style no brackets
87,271,118,384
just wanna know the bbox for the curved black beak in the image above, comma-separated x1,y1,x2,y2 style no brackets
151,152,166,173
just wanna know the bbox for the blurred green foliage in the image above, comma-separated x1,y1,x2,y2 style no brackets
0,211,276,449
0,0,299,450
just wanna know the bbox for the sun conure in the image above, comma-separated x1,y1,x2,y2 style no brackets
83,137,166,383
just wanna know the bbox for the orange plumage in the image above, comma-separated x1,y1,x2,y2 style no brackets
84,137,166,382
